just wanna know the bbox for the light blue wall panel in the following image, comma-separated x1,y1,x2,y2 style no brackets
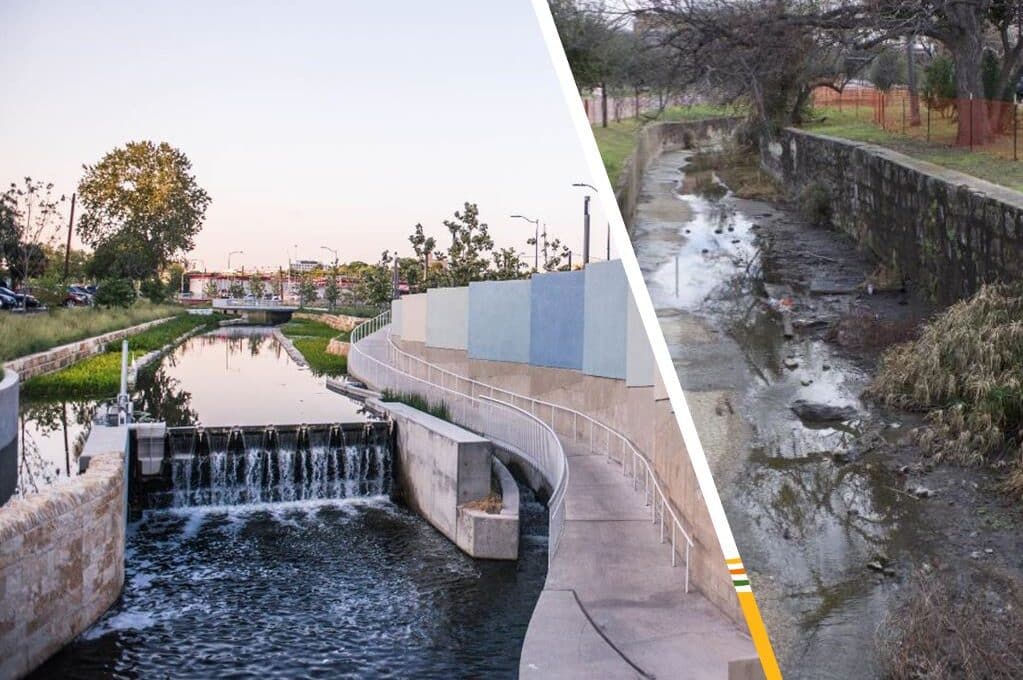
582,260,628,379
426,287,469,350
467,280,531,363
529,270,585,370
625,292,656,387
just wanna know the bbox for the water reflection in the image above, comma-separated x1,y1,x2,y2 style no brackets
16,399,97,497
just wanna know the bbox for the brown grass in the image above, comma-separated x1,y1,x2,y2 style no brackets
878,569,1023,679
828,307,919,350
687,146,783,202
865,283,1023,491
463,493,503,514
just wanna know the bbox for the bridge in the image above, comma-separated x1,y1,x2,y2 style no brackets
211,298,300,324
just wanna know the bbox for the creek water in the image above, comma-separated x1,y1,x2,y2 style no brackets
25,326,548,677
633,149,928,678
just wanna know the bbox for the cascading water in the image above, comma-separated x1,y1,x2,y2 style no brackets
152,427,391,508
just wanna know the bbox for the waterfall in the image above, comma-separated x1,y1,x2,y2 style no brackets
154,426,391,509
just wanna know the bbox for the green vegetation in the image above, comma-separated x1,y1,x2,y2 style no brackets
805,108,1023,192
21,313,222,398
687,146,782,202
865,282,1023,494
278,317,349,377
592,104,740,184
0,303,182,362
380,389,451,422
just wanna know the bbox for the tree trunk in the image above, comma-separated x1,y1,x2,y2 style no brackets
906,39,922,126
600,82,608,128
952,44,992,146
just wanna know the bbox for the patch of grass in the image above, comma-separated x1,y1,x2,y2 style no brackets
0,303,182,362
805,108,1023,192
688,145,783,201
291,337,347,377
592,104,741,184
865,282,1023,493
302,305,380,319
21,313,225,399
380,389,451,422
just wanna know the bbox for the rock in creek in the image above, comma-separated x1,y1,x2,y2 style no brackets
791,399,858,423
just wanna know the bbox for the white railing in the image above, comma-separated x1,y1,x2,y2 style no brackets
349,311,693,591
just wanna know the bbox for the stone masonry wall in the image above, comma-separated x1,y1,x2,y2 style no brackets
762,128,1023,304
293,311,364,333
617,117,742,232
0,451,125,679
4,317,174,381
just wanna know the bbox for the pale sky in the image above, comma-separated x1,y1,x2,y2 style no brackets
0,0,613,271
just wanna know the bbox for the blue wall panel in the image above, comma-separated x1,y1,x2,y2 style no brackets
583,260,628,379
529,270,585,370
467,280,531,363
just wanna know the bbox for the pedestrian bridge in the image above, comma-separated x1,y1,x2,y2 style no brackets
211,298,299,324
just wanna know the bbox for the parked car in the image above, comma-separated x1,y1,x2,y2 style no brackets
0,291,17,310
63,286,92,307
0,285,41,309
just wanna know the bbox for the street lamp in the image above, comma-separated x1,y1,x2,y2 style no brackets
227,250,243,270
511,214,540,270
321,246,339,311
572,183,598,266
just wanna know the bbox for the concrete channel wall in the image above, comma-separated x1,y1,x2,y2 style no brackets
0,370,17,505
3,316,175,381
0,450,126,679
378,401,518,560
762,127,1023,304
616,117,742,232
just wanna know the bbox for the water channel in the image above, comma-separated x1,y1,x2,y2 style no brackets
23,326,547,678
633,149,935,678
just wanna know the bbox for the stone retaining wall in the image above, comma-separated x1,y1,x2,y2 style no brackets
4,317,175,381
617,117,742,232
762,128,1023,304
326,338,350,357
0,370,17,505
293,311,364,333
0,450,125,679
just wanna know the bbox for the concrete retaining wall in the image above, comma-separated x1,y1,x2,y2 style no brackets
380,401,516,560
617,117,742,232
0,450,126,679
0,370,17,505
391,299,403,338
529,270,585,370
762,127,1023,304
626,295,656,387
3,317,175,381
582,260,628,379
400,293,428,343
425,287,469,350
468,280,532,363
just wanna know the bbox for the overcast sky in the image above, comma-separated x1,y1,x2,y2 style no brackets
0,0,612,271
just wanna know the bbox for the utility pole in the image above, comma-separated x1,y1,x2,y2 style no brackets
572,183,598,266
62,193,75,281
606,222,611,260
511,214,540,271
392,253,400,300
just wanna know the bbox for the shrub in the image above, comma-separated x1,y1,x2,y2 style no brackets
798,181,832,226
94,278,137,307
380,389,450,421
140,277,169,303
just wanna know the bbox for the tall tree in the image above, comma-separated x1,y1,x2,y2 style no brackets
77,141,210,280
249,274,265,300
443,203,494,287
324,265,340,310
0,178,66,289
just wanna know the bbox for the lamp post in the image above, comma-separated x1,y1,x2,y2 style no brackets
511,214,541,271
321,246,339,311
227,250,243,271
572,183,598,266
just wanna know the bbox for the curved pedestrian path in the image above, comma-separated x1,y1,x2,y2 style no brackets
351,326,756,679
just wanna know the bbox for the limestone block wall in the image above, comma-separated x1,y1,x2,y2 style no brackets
0,370,17,505
3,317,174,381
0,451,126,679
582,260,628,379
400,293,428,342
425,287,469,350
467,280,532,363
529,270,585,370
762,128,1023,304
293,311,364,333
617,117,742,232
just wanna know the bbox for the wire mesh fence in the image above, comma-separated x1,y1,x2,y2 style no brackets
812,84,1023,161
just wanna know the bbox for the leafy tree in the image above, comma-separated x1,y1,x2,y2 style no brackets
77,141,210,282
165,263,186,296
85,231,161,280
228,279,245,299
298,272,318,307
94,278,137,307
490,248,526,280
409,223,440,292
271,272,283,299
203,278,219,300
249,274,265,300
324,265,340,310
444,202,493,287
870,48,905,92
0,178,66,289
355,250,396,306
140,277,169,303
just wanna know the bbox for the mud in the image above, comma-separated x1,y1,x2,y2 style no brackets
632,148,1023,678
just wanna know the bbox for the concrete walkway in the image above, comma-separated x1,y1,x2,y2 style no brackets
352,329,756,678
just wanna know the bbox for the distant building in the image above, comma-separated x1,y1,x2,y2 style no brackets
291,259,322,273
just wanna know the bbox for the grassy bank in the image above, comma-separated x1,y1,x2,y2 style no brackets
805,108,1023,192
279,318,348,376
380,389,451,422
592,104,740,184
0,303,181,362
866,282,1023,493
21,313,223,399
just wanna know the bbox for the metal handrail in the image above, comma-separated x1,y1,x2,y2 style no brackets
348,312,568,563
350,309,693,591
